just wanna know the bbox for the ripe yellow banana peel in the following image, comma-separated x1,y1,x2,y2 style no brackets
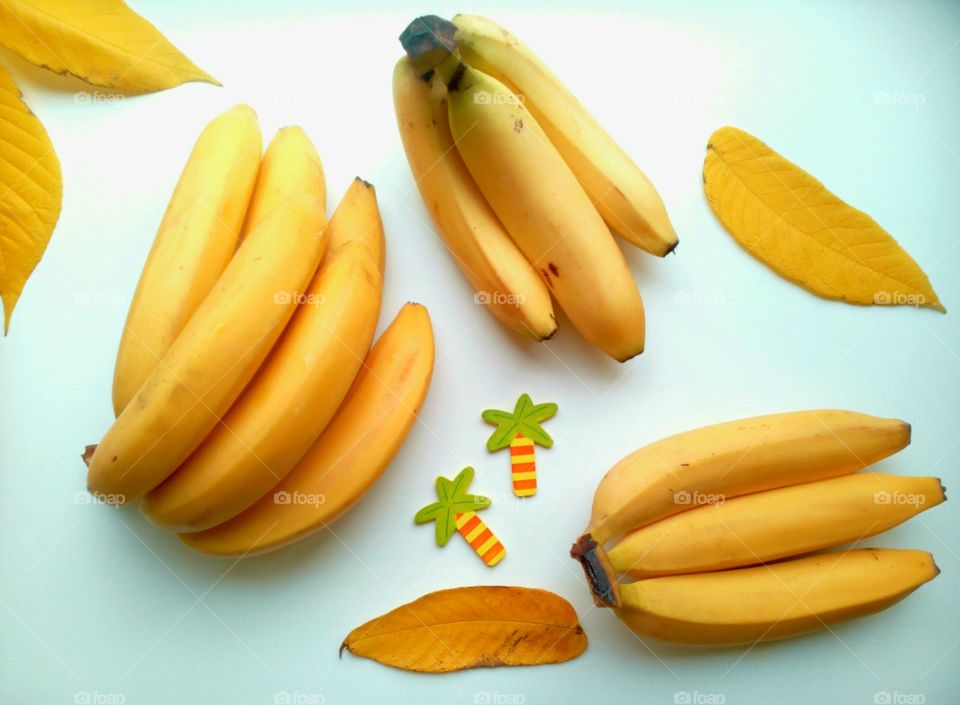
571,409,915,607
140,178,383,532
616,549,939,645
182,302,435,556
112,105,262,415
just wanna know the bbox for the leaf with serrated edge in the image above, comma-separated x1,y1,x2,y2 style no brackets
704,126,944,312
0,65,62,333
0,0,218,94
341,586,587,672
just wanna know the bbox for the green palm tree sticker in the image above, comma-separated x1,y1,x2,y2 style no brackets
414,467,505,566
482,393,558,497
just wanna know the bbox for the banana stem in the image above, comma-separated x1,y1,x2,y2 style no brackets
571,534,621,608
399,15,458,76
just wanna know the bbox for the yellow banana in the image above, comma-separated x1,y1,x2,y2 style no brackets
240,126,326,241
609,473,945,578
112,105,261,415
140,179,384,531
86,195,327,502
181,303,435,556
449,14,678,255
615,548,939,645
447,65,646,361
573,409,911,606
392,56,557,341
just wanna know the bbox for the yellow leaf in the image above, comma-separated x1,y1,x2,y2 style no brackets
341,586,588,672
704,126,944,312
0,0,218,94
0,64,62,333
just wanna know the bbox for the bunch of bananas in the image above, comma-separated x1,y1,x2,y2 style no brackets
393,14,677,361
84,105,436,556
571,409,944,645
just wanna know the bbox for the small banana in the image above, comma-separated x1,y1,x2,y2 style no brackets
112,105,261,415
181,303,435,556
615,548,939,645
86,194,327,502
392,56,557,341
572,409,911,606
450,14,678,255
447,64,646,361
140,178,383,532
609,473,945,578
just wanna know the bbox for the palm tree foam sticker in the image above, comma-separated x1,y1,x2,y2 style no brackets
482,393,558,498
414,467,506,567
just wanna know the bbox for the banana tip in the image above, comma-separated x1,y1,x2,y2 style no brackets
81,444,97,467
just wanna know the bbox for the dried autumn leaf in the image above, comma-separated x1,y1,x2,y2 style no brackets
0,64,62,333
704,126,944,312
341,586,587,672
0,0,218,94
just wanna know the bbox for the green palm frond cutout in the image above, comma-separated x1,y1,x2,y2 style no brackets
482,393,558,451
414,467,491,547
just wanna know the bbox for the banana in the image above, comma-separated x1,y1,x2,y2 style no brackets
392,56,557,341
446,65,646,361
86,194,327,502
112,105,261,415
181,303,435,556
140,178,384,532
609,473,945,578
239,126,326,241
615,548,939,645
572,409,911,606
449,14,678,256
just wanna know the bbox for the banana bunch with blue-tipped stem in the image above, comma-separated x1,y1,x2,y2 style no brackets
84,106,435,556
394,14,678,361
570,409,945,645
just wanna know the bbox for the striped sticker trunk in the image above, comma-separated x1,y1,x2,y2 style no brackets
509,433,537,497
456,511,506,566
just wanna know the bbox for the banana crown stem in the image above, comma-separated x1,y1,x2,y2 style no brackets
570,534,621,608
399,15,458,76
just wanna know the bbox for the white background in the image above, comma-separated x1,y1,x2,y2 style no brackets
1,1,958,703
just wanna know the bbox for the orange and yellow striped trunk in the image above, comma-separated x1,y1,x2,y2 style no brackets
456,511,506,566
509,433,537,497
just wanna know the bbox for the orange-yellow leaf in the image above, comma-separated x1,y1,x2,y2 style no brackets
0,0,218,94
704,126,944,312
341,586,587,672
0,64,62,333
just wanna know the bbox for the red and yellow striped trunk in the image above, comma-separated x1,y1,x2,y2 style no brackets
509,433,537,497
456,511,506,566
